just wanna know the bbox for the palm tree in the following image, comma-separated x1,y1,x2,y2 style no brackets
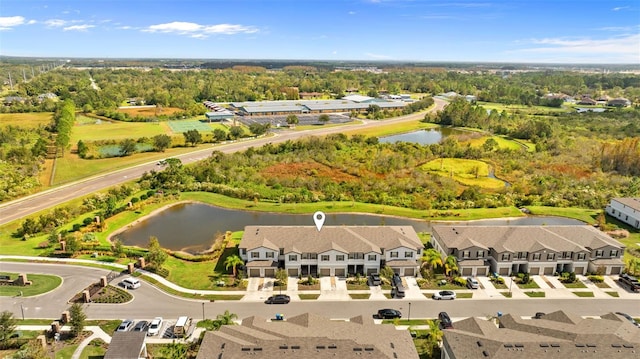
444,255,458,278
210,310,238,331
224,255,244,277
421,248,443,272
425,319,443,357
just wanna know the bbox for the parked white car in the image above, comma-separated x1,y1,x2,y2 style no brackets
121,277,141,289
148,317,163,336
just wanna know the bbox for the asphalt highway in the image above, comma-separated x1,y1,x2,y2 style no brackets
0,99,446,226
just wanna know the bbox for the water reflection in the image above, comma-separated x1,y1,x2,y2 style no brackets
116,203,584,253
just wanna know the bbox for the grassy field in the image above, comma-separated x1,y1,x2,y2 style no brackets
464,135,530,151
79,339,107,359
524,206,600,224
0,112,52,127
573,291,594,297
117,106,184,116
72,119,169,141
0,272,63,297
342,119,438,138
421,158,506,190
477,101,571,114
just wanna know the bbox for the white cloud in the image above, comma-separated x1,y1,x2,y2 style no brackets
63,24,94,31
348,11,356,15
118,25,132,30
27,20,37,25
0,16,26,30
515,34,640,63
143,21,257,38
612,6,629,11
45,19,67,27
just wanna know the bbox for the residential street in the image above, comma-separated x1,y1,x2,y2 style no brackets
1,261,638,323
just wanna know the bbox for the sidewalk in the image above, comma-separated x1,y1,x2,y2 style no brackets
15,325,112,359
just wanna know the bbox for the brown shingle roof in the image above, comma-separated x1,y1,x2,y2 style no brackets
444,311,640,359
433,225,621,253
104,331,146,359
196,313,418,359
240,226,422,254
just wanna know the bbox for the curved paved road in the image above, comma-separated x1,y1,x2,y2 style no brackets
0,99,446,226
1,262,638,321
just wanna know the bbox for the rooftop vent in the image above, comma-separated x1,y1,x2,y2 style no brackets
393,353,398,359
477,341,483,347
623,344,634,349
291,346,300,350
353,348,363,351
514,344,524,348
504,344,513,348
241,348,250,352
390,343,395,349
550,344,560,348
482,350,489,357
317,346,325,350
364,348,374,351
328,345,337,349
253,347,262,351
586,344,596,348
575,344,585,348
279,345,288,350
539,344,549,348
221,343,226,349
612,344,622,348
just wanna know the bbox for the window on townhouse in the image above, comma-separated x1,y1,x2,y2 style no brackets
348,253,364,259
404,252,413,258
301,253,317,260
462,251,471,259
288,255,297,262
577,253,586,260
610,250,618,257
532,253,541,261
390,252,399,258
477,251,484,258
336,255,345,261
368,254,376,261
279,249,284,255
321,255,330,261
240,248,246,255
517,252,528,259
266,252,274,258
501,253,510,261
251,252,260,259
595,250,604,257
562,251,572,259
547,253,555,260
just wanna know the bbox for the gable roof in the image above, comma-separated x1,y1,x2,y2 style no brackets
612,197,640,212
196,313,418,359
432,225,622,253
444,311,640,359
104,331,146,359
240,226,422,254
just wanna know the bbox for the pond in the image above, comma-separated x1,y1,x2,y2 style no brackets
115,203,584,253
379,128,463,145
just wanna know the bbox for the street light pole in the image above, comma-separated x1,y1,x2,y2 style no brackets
408,302,411,322
20,304,24,320
202,302,205,320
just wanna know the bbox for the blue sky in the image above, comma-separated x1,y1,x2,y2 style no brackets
1,0,639,63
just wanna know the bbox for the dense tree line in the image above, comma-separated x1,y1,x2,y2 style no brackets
138,133,640,211
4,67,638,116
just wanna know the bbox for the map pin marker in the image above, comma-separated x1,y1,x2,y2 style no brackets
313,211,326,232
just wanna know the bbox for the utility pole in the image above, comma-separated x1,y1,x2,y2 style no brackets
8,72,13,90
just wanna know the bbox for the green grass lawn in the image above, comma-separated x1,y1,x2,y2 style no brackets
139,275,243,301
349,293,371,299
573,291,594,297
79,339,107,359
0,273,62,297
464,135,527,151
298,294,320,300
55,344,78,359
86,320,121,334
456,292,473,299
346,283,370,290
0,112,53,128
421,158,506,190
72,119,168,141
516,281,540,289
606,291,620,297
524,291,545,297
562,281,587,288
500,292,512,298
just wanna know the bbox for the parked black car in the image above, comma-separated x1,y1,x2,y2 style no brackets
619,273,640,292
377,309,402,319
438,312,453,329
369,273,381,286
265,294,291,304
133,320,149,332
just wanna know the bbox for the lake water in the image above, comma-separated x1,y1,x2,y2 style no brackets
379,128,459,145
115,203,584,253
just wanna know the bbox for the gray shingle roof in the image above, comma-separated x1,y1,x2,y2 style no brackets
443,311,640,359
240,226,422,254
104,331,146,359
612,197,640,212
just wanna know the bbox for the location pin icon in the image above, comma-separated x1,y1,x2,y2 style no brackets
313,211,326,232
